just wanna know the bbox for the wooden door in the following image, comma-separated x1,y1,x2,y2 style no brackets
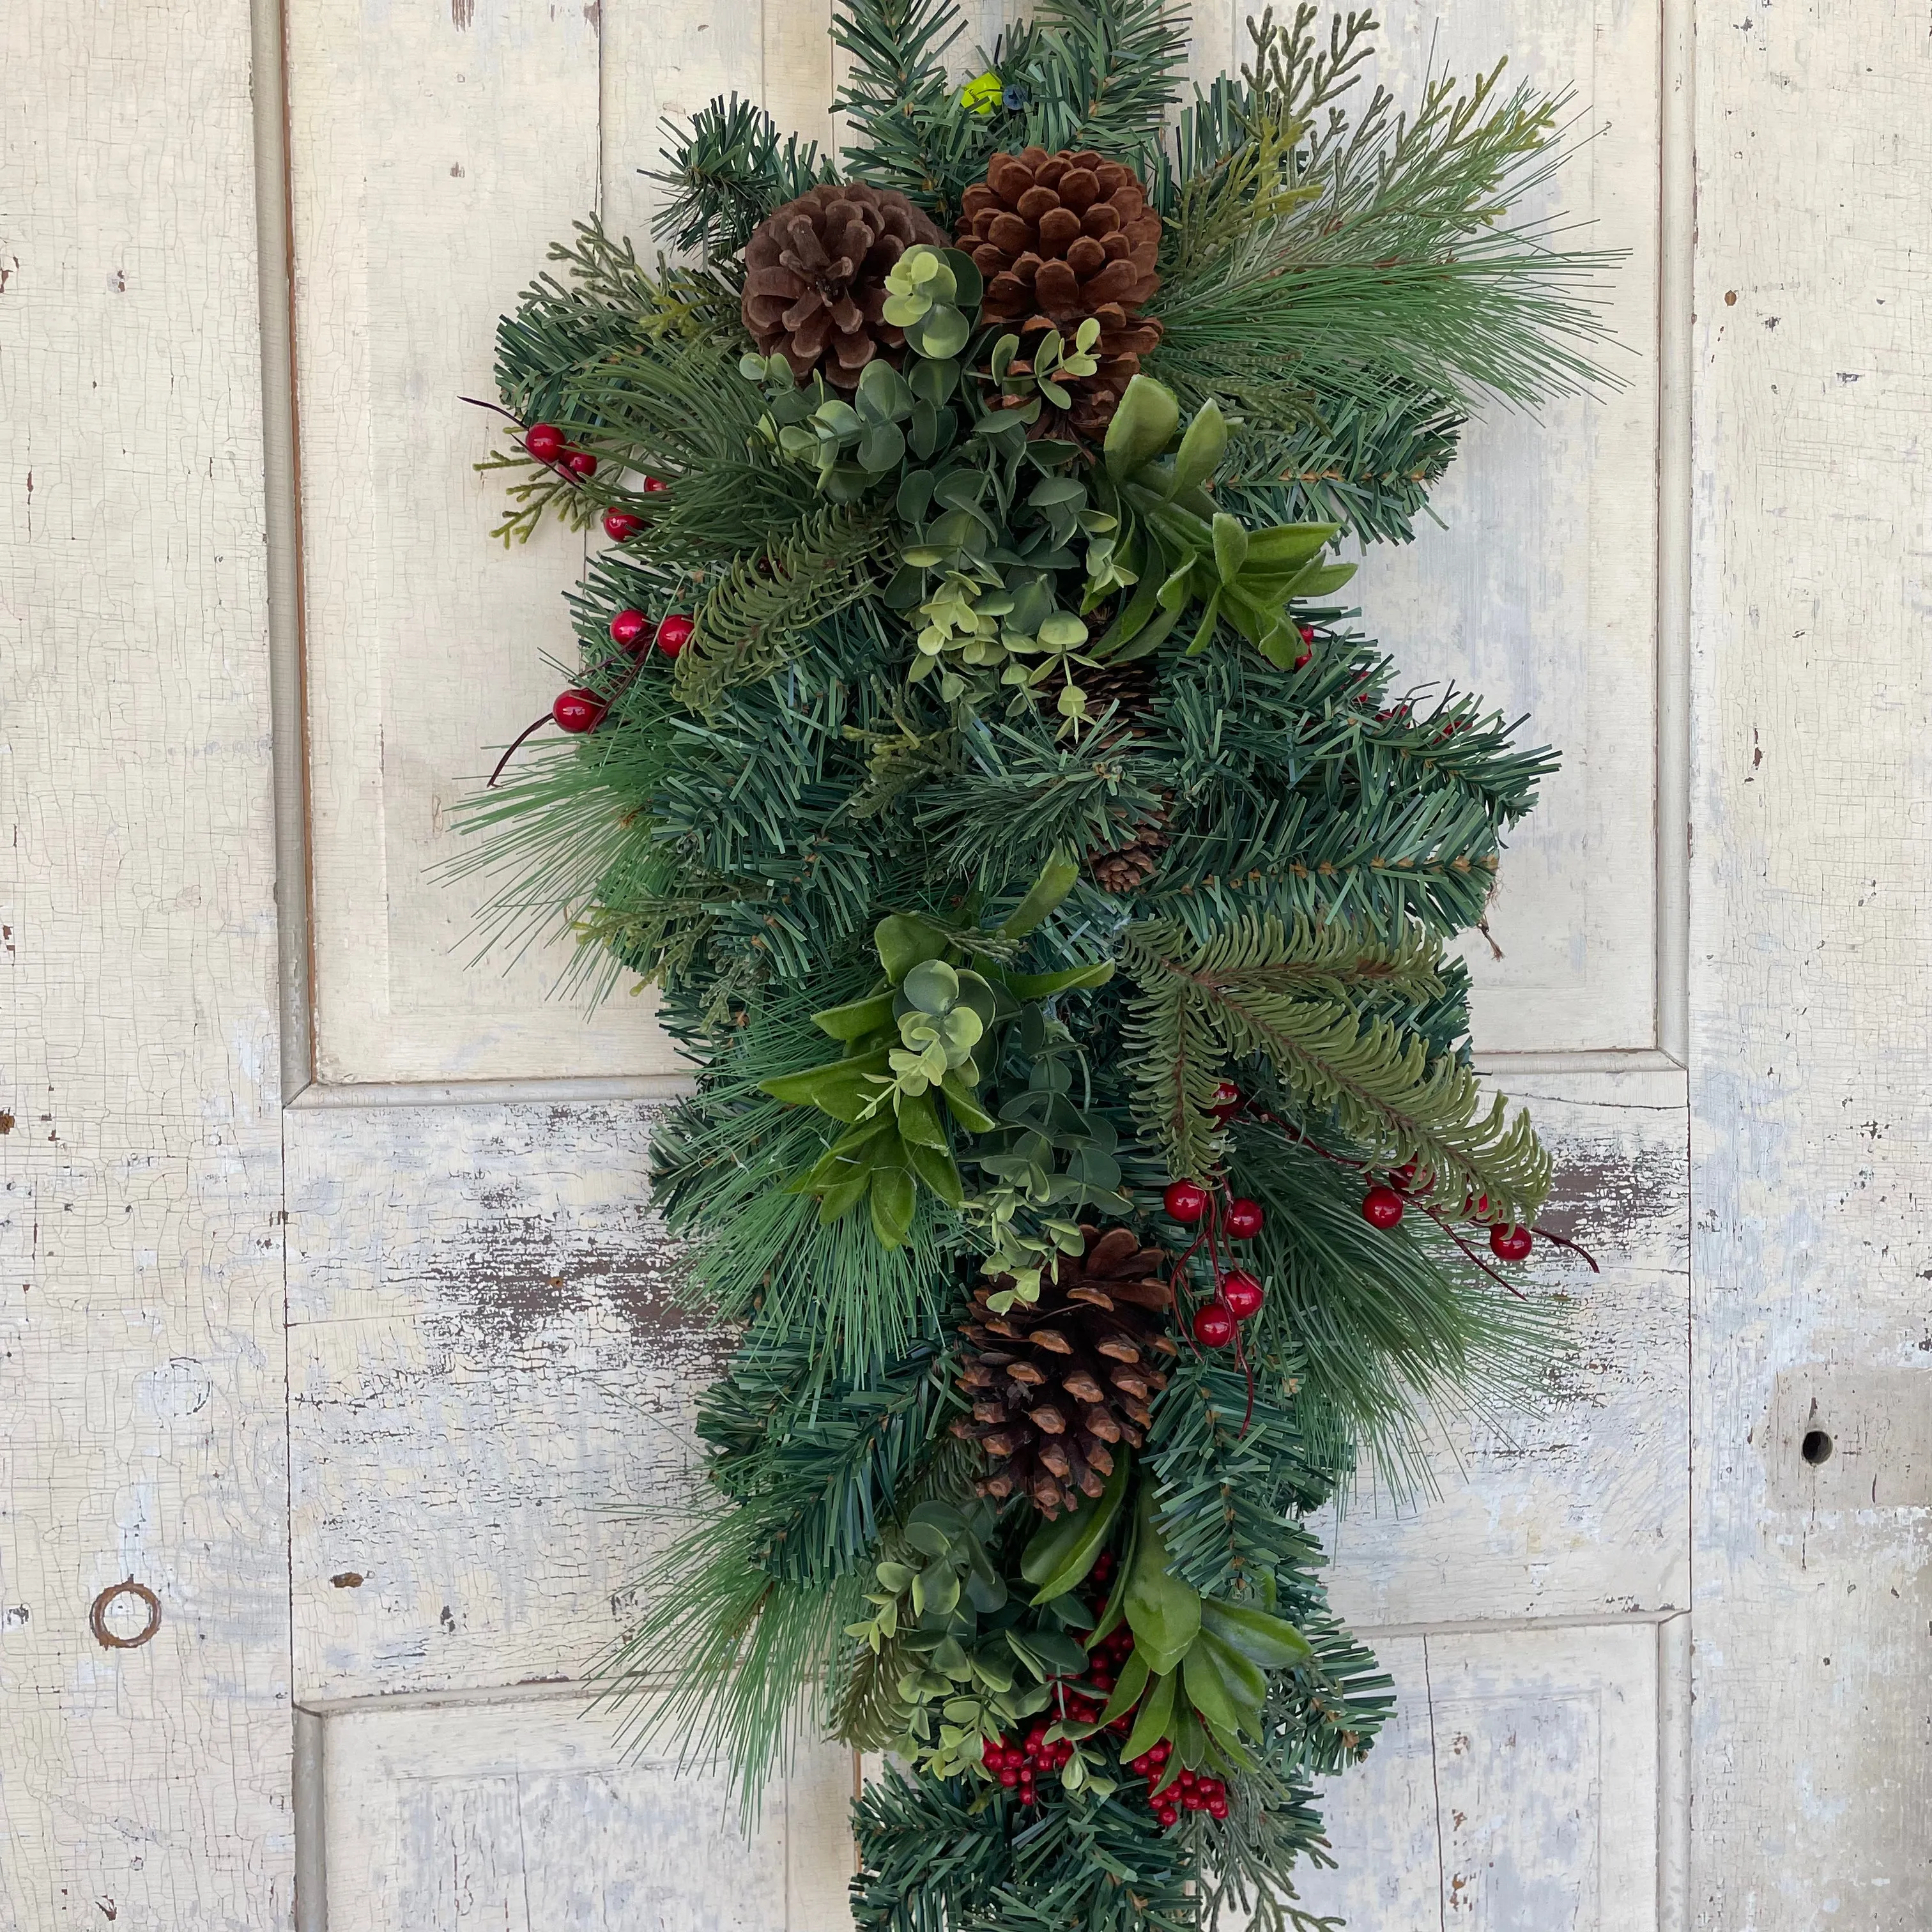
7,0,1929,1928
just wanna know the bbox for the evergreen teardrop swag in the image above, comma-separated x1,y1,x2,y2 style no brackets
458,3,1611,1925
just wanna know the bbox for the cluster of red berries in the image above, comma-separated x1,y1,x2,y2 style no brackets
523,420,597,479
546,612,695,735
1126,1741,1230,1827
1359,1169,1533,1259
1162,1150,1268,1349
981,1726,1073,1805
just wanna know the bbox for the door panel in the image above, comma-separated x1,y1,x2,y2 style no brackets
291,0,1667,1084
319,1697,853,1931
1299,1623,1671,1930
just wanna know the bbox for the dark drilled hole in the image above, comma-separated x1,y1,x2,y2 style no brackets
1801,1429,1834,1467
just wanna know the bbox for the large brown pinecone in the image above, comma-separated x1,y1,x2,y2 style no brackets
742,183,947,389
953,1225,1178,1519
955,147,1164,440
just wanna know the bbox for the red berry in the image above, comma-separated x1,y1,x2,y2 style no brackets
1209,1797,1229,1820
564,449,597,477
1020,1788,1038,1806
654,614,694,659
643,475,668,493
602,509,643,542
1192,1301,1239,1348
551,688,605,733
1489,1223,1533,1261
1208,1080,1242,1123
1092,1671,1114,1691
1464,1192,1491,1220
999,1768,1019,1788
1223,1197,1264,1239
609,608,650,650
1150,1744,1169,1762
1158,1807,1178,1827
1294,625,1315,671
1220,1270,1264,1321
1164,1180,1209,1224
1177,1771,1195,1787
1361,1185,1404,1231
524,422,565,462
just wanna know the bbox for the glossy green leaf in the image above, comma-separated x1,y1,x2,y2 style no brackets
1123,1484,1201,1675
1094,1649,1149,1726
1020,1448,1130,1601
811,991,894,1041
1193,1627,1268,1713
1121,1667,1176,1760
1199,1597,1314,1669
1181,1636,1250,1738
760,1047,892,1120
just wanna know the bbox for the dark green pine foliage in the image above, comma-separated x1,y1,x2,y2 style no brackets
456,4,1609,1926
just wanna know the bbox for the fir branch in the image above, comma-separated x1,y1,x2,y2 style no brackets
831,0,985,220
675,507,900,712
650,94,837,258
1013,0,1192,167
1119,914,1552,1223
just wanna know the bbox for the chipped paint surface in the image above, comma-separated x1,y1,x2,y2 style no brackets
1689,4,1932,1921
0,1,292,1924
286,1102,729,1701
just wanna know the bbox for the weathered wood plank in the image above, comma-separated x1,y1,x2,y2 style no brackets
0,2,291,1925
1689,2,1932,1922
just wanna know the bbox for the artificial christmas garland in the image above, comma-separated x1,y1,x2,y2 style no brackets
458,4,1607,1925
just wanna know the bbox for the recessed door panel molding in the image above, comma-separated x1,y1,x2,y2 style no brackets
317,1694,855,1932
289,0,1669,1087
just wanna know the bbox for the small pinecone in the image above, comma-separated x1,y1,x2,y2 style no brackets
1089,801,1171,894
955,146,1164,440
953,1225,1179,1519
742,183,947,388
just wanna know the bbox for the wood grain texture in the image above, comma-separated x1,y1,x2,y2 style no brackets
1689,2,1932,1923
320,1694,854,1931
0,2,292,1926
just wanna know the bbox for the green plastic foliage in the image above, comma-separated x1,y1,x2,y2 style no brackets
1019,1450,1131,1602
1103,374,1181,480
1121,1482,1201,1675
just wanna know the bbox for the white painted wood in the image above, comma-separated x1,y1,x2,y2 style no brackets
284,1100,729,1701
1339,0,1665,1053
289,0,681,1086
1294,1621,1666,1929
319,1692,854,1931
0,1,292,1926
1322,1066,1689,1629
1688,0,1932,1922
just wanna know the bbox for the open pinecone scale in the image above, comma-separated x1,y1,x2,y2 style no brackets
953,1225,1179,1517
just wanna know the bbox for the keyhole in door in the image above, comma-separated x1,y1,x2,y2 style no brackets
1800,1428,1834,1466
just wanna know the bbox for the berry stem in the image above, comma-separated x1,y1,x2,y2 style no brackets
487,711,555,788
